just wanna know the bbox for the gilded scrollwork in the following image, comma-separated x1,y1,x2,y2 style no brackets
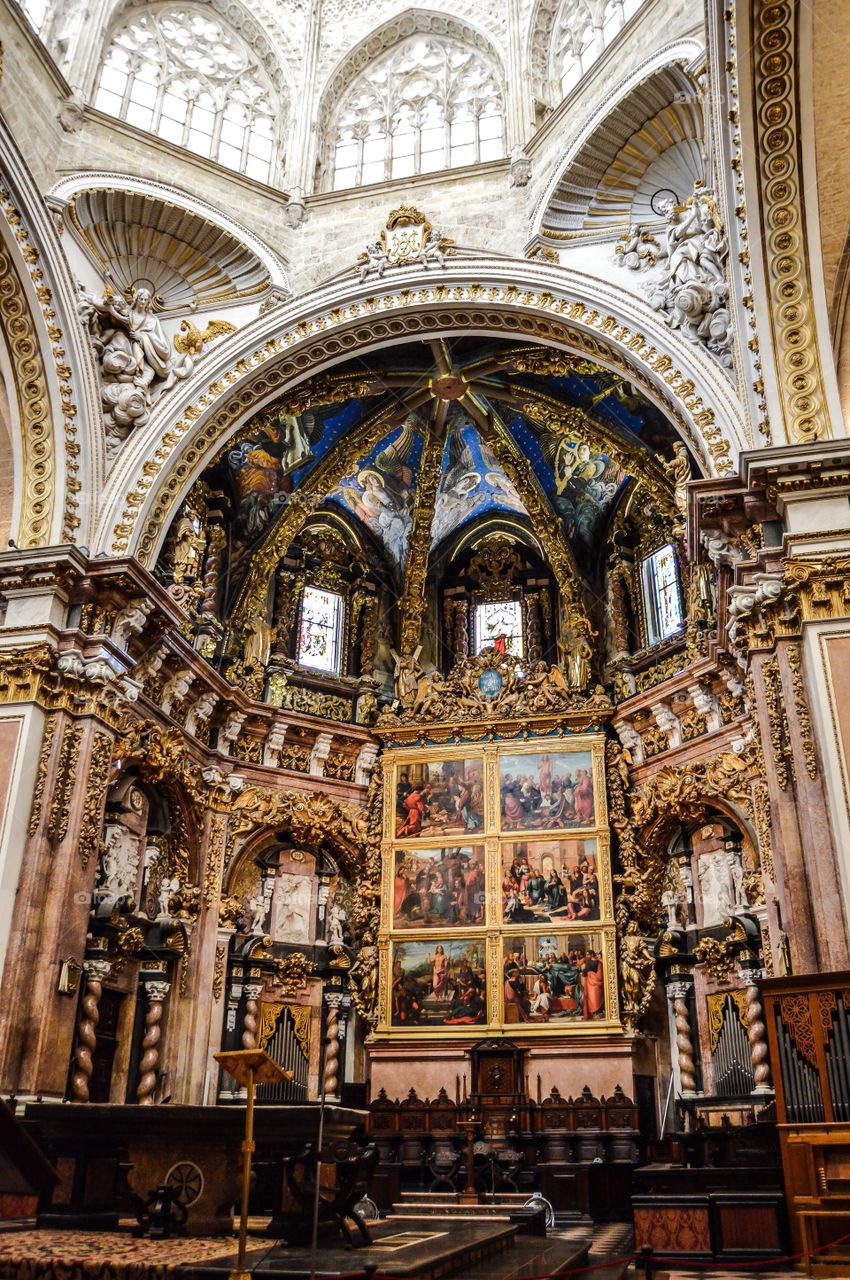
378,648,612,733
27,714,56,836
78,732,114,869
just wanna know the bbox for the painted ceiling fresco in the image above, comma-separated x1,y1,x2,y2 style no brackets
194,337,683,595
329,414,424,567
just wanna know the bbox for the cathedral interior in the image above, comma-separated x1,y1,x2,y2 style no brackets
1,0,850,1275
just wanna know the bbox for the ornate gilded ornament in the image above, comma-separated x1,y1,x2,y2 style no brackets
77,732,115,868
356,205,455,279
694,936,736,983
750,0,831,442
47,724,82,843
378,648,611,735
272,951,316,997
28,715,56,836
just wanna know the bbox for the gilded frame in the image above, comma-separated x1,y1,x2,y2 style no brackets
377,734,620,1037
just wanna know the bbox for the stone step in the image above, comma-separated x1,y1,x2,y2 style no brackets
397,1191,528,1203
180,1218,523,1280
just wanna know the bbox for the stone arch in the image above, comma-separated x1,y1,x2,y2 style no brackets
319,9,507,117
225,786,369,895
529,39,705,239
0,118,102,548
92,256,747,564
527,0,650,107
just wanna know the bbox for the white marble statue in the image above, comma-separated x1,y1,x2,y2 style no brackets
98,823,142,899
247,877,274,935
644,189,733,370
272,873,313,944
78,282,194,454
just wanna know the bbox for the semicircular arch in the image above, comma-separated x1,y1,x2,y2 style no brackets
92,257,748,564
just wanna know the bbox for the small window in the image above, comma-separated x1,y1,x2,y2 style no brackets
642,544,684,644
474,599,523,658
297,587,344,674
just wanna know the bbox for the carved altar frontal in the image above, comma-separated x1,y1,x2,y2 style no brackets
375,731,620,1039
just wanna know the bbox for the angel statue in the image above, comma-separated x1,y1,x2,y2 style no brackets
390,646,422,707
663,441,691,528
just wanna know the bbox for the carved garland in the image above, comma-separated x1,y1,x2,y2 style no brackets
46,724,82,843
120,291,738,563
78,731,115,869
27,714,56,835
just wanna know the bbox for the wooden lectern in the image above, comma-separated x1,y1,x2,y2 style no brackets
214,1049,292,1280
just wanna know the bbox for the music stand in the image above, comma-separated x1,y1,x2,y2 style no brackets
215,1049,292,1280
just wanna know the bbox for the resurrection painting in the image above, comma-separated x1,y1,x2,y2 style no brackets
499,750,595,831
390,938,487,1027
395,758,485,838
501,838,600,924
502,932,607,1023
393,846,486,929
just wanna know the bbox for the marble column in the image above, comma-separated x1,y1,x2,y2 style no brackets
70,957,111,1103
668,980,699,1096
739,962,773,1094
136,975,171,1105
322,992,349,1101
241,980,263,1051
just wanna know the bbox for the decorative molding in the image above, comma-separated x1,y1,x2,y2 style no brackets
749,0,832,442
105,264,745,565
0,239,56,547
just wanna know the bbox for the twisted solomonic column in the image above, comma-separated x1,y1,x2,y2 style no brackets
136,980,171,1105
669,980,698,1095
322,993,348,1100
241,982,263,1051
742,968,773,1093
70,959,111,1103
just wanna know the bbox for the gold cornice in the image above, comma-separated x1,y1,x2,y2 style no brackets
750,0,832,443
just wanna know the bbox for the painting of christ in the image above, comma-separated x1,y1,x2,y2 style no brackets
390,938,487,1028
393,846,485,929
395,758,484,839
502,932,607,1024
499,750,595,832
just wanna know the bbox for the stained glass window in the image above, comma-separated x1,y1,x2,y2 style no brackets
642,544,684,644
297,587,343,674
474,599,523,658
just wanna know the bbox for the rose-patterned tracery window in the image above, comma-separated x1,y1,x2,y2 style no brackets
94,5,279,183
330,35,504,191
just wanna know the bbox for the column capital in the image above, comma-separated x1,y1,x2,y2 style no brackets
142,980,171,1002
